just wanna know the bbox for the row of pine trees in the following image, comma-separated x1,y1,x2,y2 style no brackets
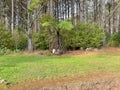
0,0,120,54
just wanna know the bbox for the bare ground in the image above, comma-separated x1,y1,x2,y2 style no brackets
9,47,120,57
1,47,120,90
1,72,120,90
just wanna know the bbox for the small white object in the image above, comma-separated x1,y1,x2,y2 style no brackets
0,79,5,84
52,49,56,54
86,48,93,51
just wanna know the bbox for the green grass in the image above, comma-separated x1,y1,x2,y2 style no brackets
0,53,120,83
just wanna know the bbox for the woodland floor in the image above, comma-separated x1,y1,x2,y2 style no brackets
0,47,120,90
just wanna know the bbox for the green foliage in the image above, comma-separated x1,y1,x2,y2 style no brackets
75,23,103,49
0,23,14,49
0,23,23,54
29,0,39,12
40,18,103,50
42,22,51,27
41,14,56,29
62,30,76,50
108,32,120,47
29,0,47,12
62,23,103,50
32,32,47,50
41,14,74,31
0,48,20,55
57,20,74,31
46,50,52,56
0,48,11,55
18,34,27,50
111,32,120,42
105,32,111,44
12,31,27,50
41,15,74,50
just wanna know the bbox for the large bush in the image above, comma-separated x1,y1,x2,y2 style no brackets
108,32,120,47
32,32,48,50
62,23,103,50
62,30,76,50
0,23,14,49
13,30,27,50
18,34,27,50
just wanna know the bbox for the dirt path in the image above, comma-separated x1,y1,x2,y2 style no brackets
1,72,120,90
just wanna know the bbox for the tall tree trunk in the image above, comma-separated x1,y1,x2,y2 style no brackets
100,0,106,46
11,0,14,34
79,0,83,22
116,12,120,33
93,0,98,22
108,2,111,34
56,30,63,54
71,0,74,24
116,4,120,33
84,0,88,23
110,0,115,35
27,0,33,52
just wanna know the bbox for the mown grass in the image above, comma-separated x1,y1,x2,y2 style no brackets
0,53,120,84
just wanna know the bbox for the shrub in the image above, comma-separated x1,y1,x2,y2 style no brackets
32,32,48,50
0,48,20,55
0,48,11,55
62,23,103,50
18,34,27,50
108,32,120,47
76,23,103,49
0,23,14,49
62,30,76,50
46,50,52,56
13,31,27,50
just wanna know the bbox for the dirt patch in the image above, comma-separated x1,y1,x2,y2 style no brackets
61,50,102,56
1,72,120,90
11,47,120,57
104,47,120,52
62,47,120,56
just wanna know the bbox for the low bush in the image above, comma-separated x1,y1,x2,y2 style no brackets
32,32,48,50
108,32,120,47
62,23,103,50
12,30,27,50
0,23,14,49
0,48,20,55
18,34,27,50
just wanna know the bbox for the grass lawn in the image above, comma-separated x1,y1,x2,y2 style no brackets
0,52,120,84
